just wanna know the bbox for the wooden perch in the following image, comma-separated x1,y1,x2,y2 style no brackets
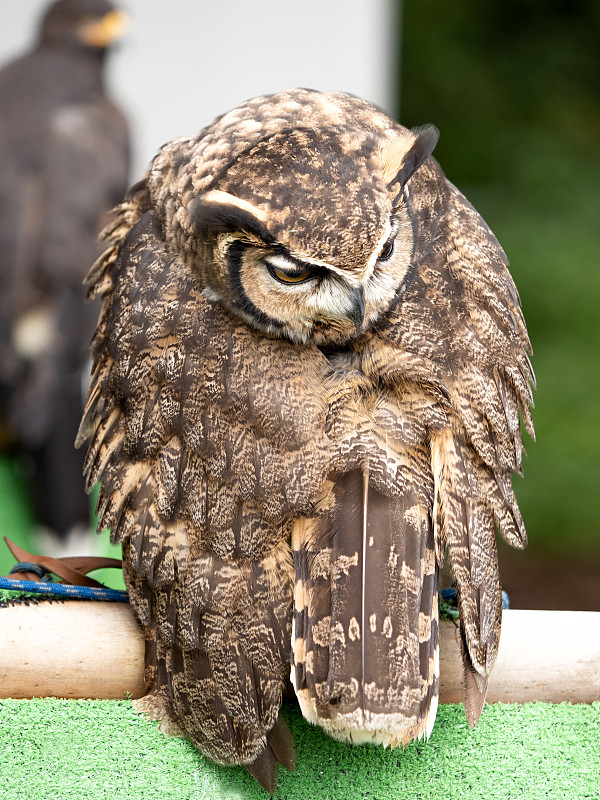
0,601,146,700
0,603,598,703
439,609,600,704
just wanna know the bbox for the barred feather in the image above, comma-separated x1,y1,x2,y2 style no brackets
292,467,439,747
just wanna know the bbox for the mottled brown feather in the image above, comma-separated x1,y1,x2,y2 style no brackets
78,89,533,789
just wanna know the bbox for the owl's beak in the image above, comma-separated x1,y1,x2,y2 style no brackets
346,287,365,329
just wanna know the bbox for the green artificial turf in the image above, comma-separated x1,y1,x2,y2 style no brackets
1,699,598,800
0,588,63,606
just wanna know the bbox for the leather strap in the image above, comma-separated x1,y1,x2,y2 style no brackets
3,536,122,588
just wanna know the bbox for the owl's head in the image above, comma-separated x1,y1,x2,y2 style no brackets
155,91,439,346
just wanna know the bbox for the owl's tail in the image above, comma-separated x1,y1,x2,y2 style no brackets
291,467,439,747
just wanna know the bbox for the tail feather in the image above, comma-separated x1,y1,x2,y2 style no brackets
244,746,277,796
292,467,439,747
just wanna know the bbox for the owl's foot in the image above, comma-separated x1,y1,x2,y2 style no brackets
133,686,185,737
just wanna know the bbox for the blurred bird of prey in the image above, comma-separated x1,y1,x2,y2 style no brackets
0,0,130,541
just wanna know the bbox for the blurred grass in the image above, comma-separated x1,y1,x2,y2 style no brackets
0,456,36,561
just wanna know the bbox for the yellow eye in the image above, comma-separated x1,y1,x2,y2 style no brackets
268,264,314,284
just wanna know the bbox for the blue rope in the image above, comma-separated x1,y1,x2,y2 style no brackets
0,576,129,603
9,562,53,581
440,586,511,610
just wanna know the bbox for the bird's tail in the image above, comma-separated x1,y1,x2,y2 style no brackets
291,466,439,747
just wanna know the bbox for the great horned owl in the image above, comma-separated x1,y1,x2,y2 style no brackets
78,89,534,793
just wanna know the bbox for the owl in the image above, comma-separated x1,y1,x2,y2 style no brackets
78,89,534,793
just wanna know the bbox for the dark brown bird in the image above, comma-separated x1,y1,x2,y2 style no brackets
0,0,129,538
78,89,534,793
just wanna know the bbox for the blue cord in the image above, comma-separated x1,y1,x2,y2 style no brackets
9,562,53,581
440,586,511,610
0,576,128,603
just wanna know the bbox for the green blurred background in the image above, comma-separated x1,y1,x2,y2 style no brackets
399,0,600,609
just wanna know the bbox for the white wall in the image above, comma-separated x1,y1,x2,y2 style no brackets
1,0,397,181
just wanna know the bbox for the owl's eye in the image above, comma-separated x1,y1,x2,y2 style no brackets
266,262,315,285
378,236,395,262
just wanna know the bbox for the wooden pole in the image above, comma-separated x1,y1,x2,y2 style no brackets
439,608,600,704
0,601,146,700
0,603,598,703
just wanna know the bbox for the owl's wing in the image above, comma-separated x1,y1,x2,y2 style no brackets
78,191,332,791
378,161,534,722
36,97,130,287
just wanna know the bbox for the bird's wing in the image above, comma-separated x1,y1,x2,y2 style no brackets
0,57,129,314
78,193,332,789
375,160,534,723
38,96,130,288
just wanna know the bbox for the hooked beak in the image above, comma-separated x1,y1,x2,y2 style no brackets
346,287,365,329
78,10,130,48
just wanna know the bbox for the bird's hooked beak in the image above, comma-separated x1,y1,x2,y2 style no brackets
346,286,365,329
78,10,130,48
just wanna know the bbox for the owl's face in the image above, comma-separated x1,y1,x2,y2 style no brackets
174,103,438,347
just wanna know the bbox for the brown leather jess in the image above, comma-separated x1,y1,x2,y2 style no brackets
3,537,122,588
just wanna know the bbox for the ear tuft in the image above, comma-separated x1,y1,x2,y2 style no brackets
381,124,439,192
